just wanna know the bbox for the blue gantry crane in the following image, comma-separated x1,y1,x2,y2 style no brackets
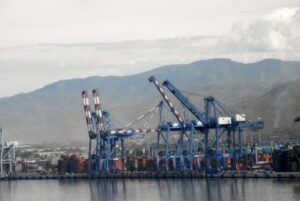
159,80,229,172
82,76,264,174
82,89,152,173
152,78,264,173
149,76,206,171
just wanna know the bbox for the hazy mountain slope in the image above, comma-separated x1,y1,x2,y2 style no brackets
0,58,299,144
236,80,300,139
112,80,300,140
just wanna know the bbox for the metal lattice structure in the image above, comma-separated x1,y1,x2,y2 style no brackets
82,90,156,173
150,77,264,173
81,76,264,174
149,76,205,171
0,128,16,176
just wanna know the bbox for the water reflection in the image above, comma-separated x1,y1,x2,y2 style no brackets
86,178,300,201
86,178,239,201
294,183,300,194
89,179,119,201
0,178,299,201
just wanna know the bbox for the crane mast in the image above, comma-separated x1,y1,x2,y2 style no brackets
81,90,96,139
92,89,106,134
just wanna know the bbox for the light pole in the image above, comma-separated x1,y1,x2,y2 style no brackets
257,117,262,146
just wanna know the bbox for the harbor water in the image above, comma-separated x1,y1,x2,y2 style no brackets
0,179,299,201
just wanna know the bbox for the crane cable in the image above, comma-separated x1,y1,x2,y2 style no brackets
122,102,161,128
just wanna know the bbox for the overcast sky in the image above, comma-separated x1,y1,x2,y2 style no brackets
0,0,300,97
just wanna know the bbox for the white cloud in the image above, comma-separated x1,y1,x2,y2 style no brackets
264,7,298,21
219,7,300,52
0,5,300,97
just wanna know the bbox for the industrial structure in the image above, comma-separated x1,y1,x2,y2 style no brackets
81,76,265,174
149,76,264,173
0,128,29,176
82,89,157,173
0,128,18,176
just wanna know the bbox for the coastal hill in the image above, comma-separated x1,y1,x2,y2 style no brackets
0,58,299,143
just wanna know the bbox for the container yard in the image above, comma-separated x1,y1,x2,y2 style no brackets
1,76,300,181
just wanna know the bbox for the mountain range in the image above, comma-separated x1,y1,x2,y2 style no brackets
0,58,300,144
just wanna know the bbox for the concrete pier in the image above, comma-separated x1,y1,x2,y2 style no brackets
1,172,300,181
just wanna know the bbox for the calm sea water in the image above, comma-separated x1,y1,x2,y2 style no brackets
0,179,299,201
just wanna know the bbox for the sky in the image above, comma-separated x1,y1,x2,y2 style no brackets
0,0,300,97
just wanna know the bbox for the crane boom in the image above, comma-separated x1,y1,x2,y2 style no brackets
148,76,185,127
162,80,208,126
81,90,96,138
92,89,105,132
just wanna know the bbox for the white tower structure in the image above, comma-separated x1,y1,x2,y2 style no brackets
0,128,18,176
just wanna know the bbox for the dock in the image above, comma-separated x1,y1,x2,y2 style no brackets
1,172,300,181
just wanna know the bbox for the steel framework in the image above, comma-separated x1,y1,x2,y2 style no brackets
150,77,264,173
81,76,264,174
0,128,17,176
82,90,155,173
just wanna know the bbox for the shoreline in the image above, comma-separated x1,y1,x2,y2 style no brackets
1,171,300,181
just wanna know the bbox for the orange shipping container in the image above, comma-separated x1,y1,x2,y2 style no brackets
227,158,232,166
116,159,123,170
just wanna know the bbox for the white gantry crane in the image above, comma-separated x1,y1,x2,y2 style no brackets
0,128,27,176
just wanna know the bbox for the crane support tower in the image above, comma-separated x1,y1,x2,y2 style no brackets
149,76,208,171
150,77,264,173
81,89,156,173
0,128,27,176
